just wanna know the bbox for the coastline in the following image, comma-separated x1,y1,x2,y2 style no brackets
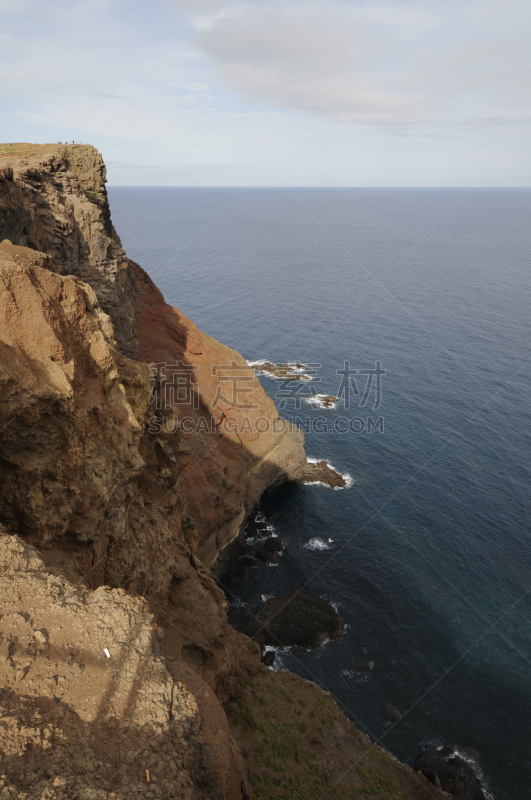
0,143,449,800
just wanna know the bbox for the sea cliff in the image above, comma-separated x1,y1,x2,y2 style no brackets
0,143,445,800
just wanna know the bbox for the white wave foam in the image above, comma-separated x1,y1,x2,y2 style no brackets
452,747,494,800
246,359,268,367
255,517,277,535
304,394,339,410
286,362,309,371
263,645,291,672
303,537,334,551
336,472,354,490
416,742,493,800
245,359,279,379
246,359,313,381
341,668,372,683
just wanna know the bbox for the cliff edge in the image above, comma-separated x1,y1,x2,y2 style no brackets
0,144,445,800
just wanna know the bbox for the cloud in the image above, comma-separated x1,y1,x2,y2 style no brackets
193,10,424,124
178,0,531,128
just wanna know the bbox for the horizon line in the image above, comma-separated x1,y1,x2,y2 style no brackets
106,184,531,190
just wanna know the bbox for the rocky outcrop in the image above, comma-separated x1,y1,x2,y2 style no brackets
291,458,347,487
414,747,487,800
0,143,137,356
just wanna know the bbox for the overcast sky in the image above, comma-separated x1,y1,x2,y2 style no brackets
1,0,530,185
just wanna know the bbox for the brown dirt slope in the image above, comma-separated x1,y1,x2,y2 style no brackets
0,526,251,800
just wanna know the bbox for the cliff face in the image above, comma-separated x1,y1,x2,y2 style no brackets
0,144,444,800
131,259,307,569
0,143,137,357
0,144,308,577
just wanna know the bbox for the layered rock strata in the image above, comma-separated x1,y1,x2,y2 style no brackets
0,143,136,356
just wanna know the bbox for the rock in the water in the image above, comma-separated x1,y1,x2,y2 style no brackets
234,557,258,579
264,537,284,553
293,460,347,488
384,703,402,722
359,659,375,671
257,550,278,565
315,395,338,408
251,361,311,381
414,746,487,800
246,590,344,649
245,519,269,538
261,650,276,667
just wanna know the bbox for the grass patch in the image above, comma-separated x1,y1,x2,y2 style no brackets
355,765,400,797
85,189,100,203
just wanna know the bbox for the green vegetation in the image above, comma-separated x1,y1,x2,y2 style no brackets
355,766,400,797
85,189,100,204
229,696,310,770
228,673,411,800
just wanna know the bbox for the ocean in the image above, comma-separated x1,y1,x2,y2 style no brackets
108,186,531,799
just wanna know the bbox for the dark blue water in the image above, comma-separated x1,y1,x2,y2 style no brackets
109,187,531,799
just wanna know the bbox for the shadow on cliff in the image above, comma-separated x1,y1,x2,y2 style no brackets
0,683,250,800
129,259,305,574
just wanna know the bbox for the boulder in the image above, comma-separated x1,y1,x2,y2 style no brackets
263,537,284,553
292,460,347,488
234,557,258,580
246,590,344,649
384,703,402,723
261,650,276,667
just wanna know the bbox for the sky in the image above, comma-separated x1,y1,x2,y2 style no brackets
1,0,530,186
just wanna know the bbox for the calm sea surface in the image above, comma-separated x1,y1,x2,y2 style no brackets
109,187,531,799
